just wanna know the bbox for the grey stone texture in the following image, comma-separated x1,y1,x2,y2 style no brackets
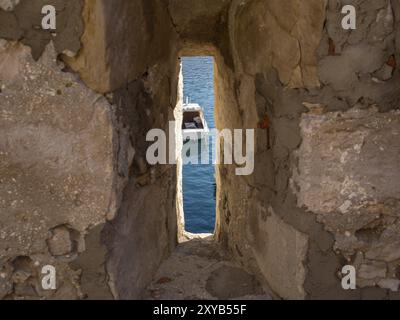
0,0,400,300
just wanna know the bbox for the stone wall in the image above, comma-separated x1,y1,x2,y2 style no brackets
0,0,180,299
214,0,400,299
1,0,400,300
0,38,115,299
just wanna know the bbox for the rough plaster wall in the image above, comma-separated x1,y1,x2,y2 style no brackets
0,0,19,11
66,0,177,94
1,0,400,301
0,0,180,299
294,107,400,292
253,207,308,300
304,0,400,298
0,0,83,60
231,0,326,88
212,0,327,299
169,0,230,41
214,0,400,300
168,0,400,299
175,64,185,240
169,0,231,58
81,0,181,299
0,39,114,299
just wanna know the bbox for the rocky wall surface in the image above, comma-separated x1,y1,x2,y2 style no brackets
214,0,400,300
0,39,115,299
1,0,400,300
0,0,180,299
0,0,83,60
294,107,400,292
69,0,181,299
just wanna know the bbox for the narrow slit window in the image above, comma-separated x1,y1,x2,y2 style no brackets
181,56,216,234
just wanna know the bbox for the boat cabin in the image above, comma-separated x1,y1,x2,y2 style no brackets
181,102,209,136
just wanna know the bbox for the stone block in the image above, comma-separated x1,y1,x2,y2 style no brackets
0,40,115,259
47,226,73,257
294,107,400,240
251,207,308,300
358,262,387,280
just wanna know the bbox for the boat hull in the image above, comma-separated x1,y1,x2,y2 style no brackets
182,129,209,141
182,102,210,141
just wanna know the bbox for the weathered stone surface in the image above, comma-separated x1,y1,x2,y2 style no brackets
0,0,84,60
0,0,19,11
295,105,400,266
318,0,400,110
0,40,115,258
232,0,326,88
11,269,31,284
215,0,400,300
294,107,400,232
2,0,400,301
206,266,264,299
69,224,113,300
65,0,178,93
378,278,400,292
169,0,230,41
319,44,386,91
358,261,387,280
64,0,182,300
145,238,272,300
251,207,308,300
365,241,400,263
0,261,13,299
47,226,73,257
294,106,400,291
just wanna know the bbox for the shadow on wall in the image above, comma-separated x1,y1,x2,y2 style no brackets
93,0,235,299
97,0,181,299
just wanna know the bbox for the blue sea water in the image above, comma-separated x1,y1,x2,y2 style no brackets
182,56,216,234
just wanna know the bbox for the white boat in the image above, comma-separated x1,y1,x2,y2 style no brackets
182,98,209,140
